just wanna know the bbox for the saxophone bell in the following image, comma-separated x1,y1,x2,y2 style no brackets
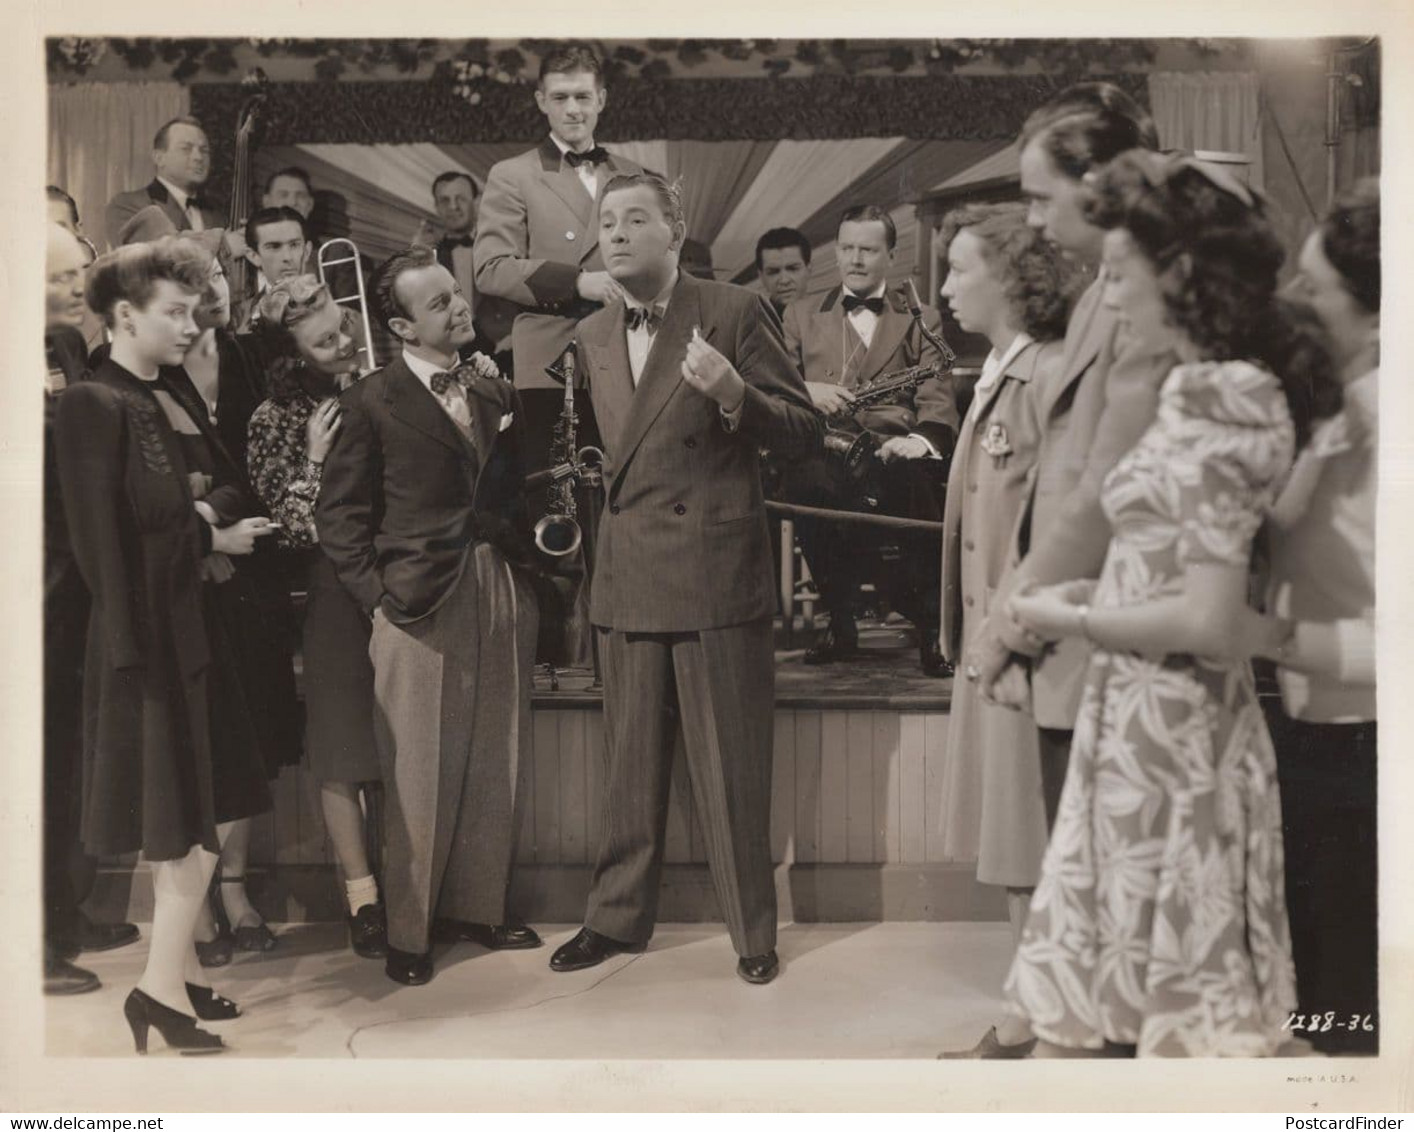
533,513,582,558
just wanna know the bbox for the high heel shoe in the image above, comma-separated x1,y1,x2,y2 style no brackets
123,988,225,1055
186,982,241,1021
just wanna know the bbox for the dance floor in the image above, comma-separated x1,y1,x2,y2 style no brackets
48,922,1016,1059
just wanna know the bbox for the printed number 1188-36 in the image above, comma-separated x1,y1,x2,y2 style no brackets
1284,1012,1375,1033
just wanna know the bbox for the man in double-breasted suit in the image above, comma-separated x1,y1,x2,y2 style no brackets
546,172,820,986
104,117,227,251
316,245,543,987
780,205,959,675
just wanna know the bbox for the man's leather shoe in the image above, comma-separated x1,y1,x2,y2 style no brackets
736,950,780,985
936,1025,1037,1059
348,903,388,959
920,636,953,678
433,918,543,950
76,911,140,953
384,946,433,986
804,622,859,665
549,927,645,972
44,952,100,996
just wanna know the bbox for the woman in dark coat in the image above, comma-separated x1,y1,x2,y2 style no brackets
246,275,387,960
56,237,280,1054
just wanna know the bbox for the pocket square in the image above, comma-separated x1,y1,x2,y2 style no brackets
499,412,515,432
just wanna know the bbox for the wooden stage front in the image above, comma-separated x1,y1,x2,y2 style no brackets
90,639,1009,927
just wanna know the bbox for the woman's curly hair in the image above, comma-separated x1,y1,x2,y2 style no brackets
1086,151,1341,448
936,202,1088,342
1320,176,1379,314
255,273,339,399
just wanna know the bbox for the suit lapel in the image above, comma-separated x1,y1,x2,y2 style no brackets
584,307,635,456
611,275,701,485
1040,278,1107,421
464,378,502,472
384,360,468,456
856,292,912,385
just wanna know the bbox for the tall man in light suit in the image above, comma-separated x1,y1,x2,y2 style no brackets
547,173,820,985
958,89,1174,1056
473,44,643,451
104,117,227,251
316,246,543,987
781,205,959,676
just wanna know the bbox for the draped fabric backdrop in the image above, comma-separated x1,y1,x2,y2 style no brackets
48,82,190,251
1148,71,1265,187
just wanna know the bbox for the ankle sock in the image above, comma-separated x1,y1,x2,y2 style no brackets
345,874,379,916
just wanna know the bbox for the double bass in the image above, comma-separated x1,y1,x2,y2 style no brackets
225,69,270,306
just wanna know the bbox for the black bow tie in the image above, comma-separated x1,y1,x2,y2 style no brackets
841,294,885,316
626,305,664,333
564,146,609,169
430,367,470,396
443,234,475,249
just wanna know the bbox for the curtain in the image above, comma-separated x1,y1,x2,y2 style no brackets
710,138,906,281
1149,72,1265,189
48,81,190,251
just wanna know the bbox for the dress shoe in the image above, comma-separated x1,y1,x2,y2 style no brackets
937,1025,1037,1059
736,950,780,985
385,946,433,987
124,988,224,1055
919,636,953,679
44,952,100,996
803,621,859,665
434,918,542,950
348,902,388,959
76,910,140,953
186,982,240,1021
549,926,645,972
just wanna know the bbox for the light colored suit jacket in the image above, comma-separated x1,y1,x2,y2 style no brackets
781,284,958,454
473,139,644,391
574,272,820,632
991,276,1178,727
940,337,1063,663
103,180,225,251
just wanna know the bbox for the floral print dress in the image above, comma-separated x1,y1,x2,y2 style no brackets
1005,361,1299,1056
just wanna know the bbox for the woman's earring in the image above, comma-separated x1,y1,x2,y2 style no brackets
124,320,136,336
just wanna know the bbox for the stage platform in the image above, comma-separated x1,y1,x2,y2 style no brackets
88,638,1005,929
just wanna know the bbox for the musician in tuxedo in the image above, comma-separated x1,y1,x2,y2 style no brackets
545,172,819,985
236,206,311,331
966,84,1172,861
261,166,315,222
779,204,959,676
412,171,515,362
755,227,812,319
473,43,643,451
104,117,227,251
315,245,543,987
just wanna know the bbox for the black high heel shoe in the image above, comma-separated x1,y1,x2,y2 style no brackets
186,982,241,1020
123,988,225,1055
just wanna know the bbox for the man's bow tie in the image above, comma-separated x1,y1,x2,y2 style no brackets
185,195,207,213
442,234,475,249
841,294,885,316
564,146,609,169
626,305,665,333
430,366,471,396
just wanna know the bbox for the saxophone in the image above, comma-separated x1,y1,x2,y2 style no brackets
529,349,604,557
821,279,957,481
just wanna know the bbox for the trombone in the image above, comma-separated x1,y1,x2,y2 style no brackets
316,237,377,372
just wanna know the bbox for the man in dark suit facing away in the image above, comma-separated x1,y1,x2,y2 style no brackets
547,172,821,986
315,245,544,987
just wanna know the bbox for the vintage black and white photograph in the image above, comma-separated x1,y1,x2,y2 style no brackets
5,7,1409,1113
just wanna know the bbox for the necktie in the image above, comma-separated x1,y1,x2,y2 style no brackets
626,305,664,332
564,146,609,168
841,294,885,316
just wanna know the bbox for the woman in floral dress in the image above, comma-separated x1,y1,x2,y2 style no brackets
1004,151,1340,1057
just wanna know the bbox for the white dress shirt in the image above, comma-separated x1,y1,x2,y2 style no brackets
842,281,888,350
158,177,205,231
403,349,473,438
550,134,600,200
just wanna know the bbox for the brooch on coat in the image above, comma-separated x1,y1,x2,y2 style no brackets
980,422,1013,461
